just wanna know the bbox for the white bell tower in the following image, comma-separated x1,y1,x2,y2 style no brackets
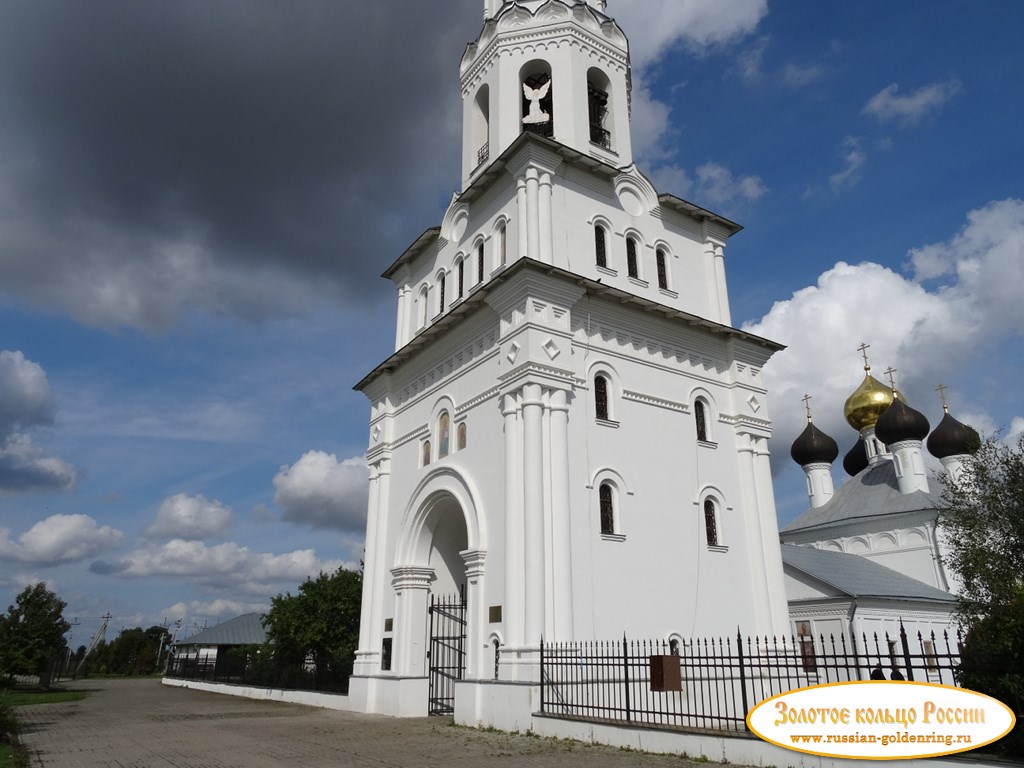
462,0,632,187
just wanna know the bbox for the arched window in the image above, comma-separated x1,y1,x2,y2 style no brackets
656,247,669,290
599,482,615,534
473,85,490,168
695,400,708,442
626,237,639,279
457,422,467,451
521,63,553,139
477,242,485,283
587,68,612,149
594,224,608,268
704,498,719,547
496,222,507,267
594,374,609,420
438,273,446,314
438,412,450,458
419,285,429,328
422,440,432,467
457,259,465,299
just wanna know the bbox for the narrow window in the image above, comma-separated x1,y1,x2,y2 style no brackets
626,237,639,279
594,375,609,420
457,260,464,299
599,483,614,534
457,423,467,451
695,400,708,442
438,273,446,314
498,223,507,266
478,243,485,283
595,225,607,268
381,638,393,671
656,248,668,290
419,287,429,328
422,440,431,467
669,638,680,656
438,412,450,458
704,498,719,547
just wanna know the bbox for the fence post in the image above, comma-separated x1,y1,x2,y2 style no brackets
623,634,631,723
899,621,915,682
737,629,749,729
540,637,545,713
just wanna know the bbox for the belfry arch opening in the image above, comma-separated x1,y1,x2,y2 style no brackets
472,85,490,168
520,61,553,139
587,67,612,149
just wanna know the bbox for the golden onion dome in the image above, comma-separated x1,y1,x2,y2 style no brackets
843,372,904,432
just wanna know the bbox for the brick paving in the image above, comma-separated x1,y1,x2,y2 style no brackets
18,678,707,767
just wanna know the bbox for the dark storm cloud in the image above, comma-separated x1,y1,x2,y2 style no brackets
0,0,480,329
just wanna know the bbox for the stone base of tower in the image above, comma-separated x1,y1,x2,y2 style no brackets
453,679,540,732
346,675,430,717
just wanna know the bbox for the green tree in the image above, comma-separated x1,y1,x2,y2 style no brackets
0,583,71,686
938,435,1024,756
263,567,362,678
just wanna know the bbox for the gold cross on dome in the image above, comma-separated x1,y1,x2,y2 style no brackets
883,367,898,391
802,393,813,422
857,342,871,371
936,383,949,413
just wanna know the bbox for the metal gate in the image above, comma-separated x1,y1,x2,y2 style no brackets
427,590,467,716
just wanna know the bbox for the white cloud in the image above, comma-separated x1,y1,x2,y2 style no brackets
273,451,369,532
649,162,766,210
144,493,232,540
0,434,77,494
737,37,769,84
863,79,963,126
160,598,268,625
828,136,867,191
615,0,768,68
0,351,55,435
783,63,825,88
0,514,123,565
91,539,344,596
744,198,1024,475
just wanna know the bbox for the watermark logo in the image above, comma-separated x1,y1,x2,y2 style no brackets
747,681,1015,760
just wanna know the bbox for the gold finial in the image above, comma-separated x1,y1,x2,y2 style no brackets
857,342,872,372
936,383,949,414
883,366,898,392
802,393,814,422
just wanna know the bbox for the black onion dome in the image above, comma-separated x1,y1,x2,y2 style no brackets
791,422,840,466
875,397,930,445
843,438,869,477
927,412,981,459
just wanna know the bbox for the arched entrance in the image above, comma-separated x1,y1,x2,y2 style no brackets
391,468,487,714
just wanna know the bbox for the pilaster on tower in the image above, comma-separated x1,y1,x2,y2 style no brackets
463,0,631,189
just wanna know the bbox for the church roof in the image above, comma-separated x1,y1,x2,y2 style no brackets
781,459,941,535
781,544,956,603
174,612,268,647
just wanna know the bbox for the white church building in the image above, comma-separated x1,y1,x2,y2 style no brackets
349,0,793,721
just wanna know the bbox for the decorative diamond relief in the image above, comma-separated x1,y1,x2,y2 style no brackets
372,425,382,443
747,395,761,413
542,338,560,361
507,342,521,364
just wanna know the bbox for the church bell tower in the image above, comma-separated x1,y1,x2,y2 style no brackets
352,0,791,724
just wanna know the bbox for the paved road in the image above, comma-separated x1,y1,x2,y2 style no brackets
18,679,708,767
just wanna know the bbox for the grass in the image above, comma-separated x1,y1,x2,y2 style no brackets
2,690,87,707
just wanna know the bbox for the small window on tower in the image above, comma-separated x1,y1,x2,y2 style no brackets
626,237,639,279
599,482,615,534
497,223,507,266
695,400,709,443
457,422,467,451
704,498,719,547
587,71,611,149
457,259,465,299
438,273,446,314
656,247,669,290
595,224,608,268
478,243,485,283
422,440,431,467
594,374,609,420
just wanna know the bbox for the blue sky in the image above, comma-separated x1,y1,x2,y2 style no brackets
2,0,1022,647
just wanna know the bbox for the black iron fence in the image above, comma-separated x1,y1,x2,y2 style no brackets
540,625,964,732
166,647,349,695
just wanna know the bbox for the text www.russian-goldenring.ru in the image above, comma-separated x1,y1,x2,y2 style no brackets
790,732,973,747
